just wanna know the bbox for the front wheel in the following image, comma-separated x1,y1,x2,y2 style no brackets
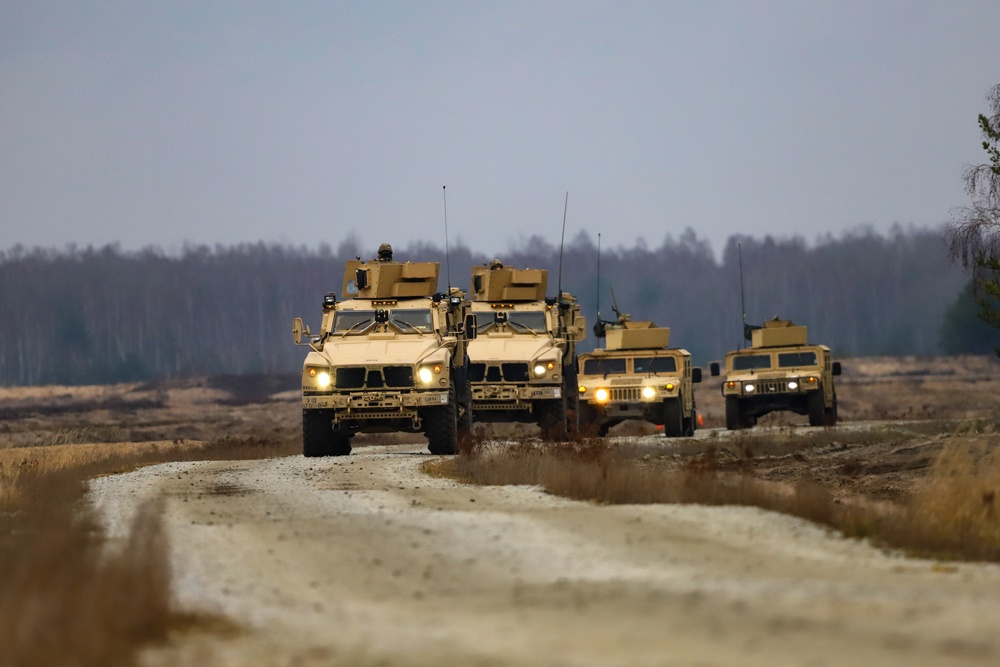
302,409,352,457
425,387,458,455
663,397,684,438
807,388,825,427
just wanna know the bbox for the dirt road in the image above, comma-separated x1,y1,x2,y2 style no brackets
89,442,1000,667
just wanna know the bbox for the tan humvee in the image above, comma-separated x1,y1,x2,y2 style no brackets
577,317,701,437
291,257,476,456
466,262,586,437
710,318,841,430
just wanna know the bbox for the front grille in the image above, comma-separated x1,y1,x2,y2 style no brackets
611,387,641,401
502,363,530,382
469,362,530,383
336,367,366,389
754,379,788,394
336,366,414,389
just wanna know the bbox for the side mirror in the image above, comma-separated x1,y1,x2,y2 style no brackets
709,362,720,377
692,368,702,384
355,268,369,291
832,361,842,376
292,317,309,345
472,274,483,294
465,314,478,340
322,292,336,310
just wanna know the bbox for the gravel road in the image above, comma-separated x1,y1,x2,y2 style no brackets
89,443,1000,667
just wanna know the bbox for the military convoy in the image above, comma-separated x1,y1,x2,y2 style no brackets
710,318,841,430
577,315,701,437
292,253,476,457
291,247,844,456
466,261,586,437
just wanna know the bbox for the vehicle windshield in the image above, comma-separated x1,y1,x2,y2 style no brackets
582,358,627,376
778,351,818,368
507,311,547,333
633,356,677,374
732,354,771,371
333,310,376,334
389,309,433,333
477,310,548,334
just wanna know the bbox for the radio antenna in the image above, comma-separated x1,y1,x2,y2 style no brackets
739,242,749,348
595,232,601,318
442,185,452,291
557,191,568,300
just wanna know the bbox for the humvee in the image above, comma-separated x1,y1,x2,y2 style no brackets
710,318,841,430
466,262,586,437
577,316,701,437
292,257,476,456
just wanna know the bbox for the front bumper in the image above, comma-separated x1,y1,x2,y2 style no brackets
470,383,562,410
303,390,450,411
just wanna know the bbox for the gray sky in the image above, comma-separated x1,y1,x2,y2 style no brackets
2,1,999,259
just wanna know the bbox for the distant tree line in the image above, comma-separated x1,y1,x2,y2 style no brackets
0,226,990,386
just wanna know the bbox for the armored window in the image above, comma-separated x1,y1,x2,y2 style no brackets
778,351,818,368
582,358,627,376
732,354,771,371
389,309,433,333
507,311,547,333
633,356,677,373
333,310,376,334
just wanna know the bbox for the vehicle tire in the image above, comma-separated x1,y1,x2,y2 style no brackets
564,363,580,435
824,395,839,426
663,398,683,438
303,409,351,457
683,408,697,437
426,386,458,455
537,396,568,441
807,388,825,427
725,396,742,431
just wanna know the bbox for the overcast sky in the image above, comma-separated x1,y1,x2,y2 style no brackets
2,1,999,259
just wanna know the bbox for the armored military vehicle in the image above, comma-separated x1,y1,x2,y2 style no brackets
292,257,476,456
710,318,841,430
578,315,701,437
466,262,586,438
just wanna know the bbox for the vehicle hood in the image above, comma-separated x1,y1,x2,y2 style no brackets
318,336,444,366
468,336,558,363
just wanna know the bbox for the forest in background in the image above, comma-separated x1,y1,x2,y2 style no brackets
0,225,994,386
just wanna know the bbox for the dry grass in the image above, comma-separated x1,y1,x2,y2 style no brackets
0,435,297,667
435,425,1000,563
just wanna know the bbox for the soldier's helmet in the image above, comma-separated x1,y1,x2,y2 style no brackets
489,259,504,270
377,243,393,261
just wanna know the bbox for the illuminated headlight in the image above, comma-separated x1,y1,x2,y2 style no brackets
534,360,556,377
578,385,587,394
641,386,656,399
744,383,755,393
307,367,332,388
787,380,798,390
595,388,610,403
805,376,817,384
665,383,675,392
418,363,443,385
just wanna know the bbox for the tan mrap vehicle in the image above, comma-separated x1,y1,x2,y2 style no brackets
466,262,587,437
709,318,841,430
577,317,701,437
292,257,476,457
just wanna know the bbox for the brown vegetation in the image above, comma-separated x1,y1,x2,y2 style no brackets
436,418,1000,563
0,378,299,667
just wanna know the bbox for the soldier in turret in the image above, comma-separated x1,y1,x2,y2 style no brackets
375,243,394,262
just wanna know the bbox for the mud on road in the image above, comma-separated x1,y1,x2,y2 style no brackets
90,442,1000,667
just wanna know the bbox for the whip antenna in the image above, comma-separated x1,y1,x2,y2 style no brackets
739,242,748,348
442,185,452,291
557,191,568,300
595,232,601,319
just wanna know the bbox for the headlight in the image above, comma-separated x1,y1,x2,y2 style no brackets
805,376,817,384
418,364,443,385
744,383,755,393
317,372,331,388
642,386,656,399
664,383,675,392
595,388,610,403
578,385,586,394
534,364,546,377
787,380,798,390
